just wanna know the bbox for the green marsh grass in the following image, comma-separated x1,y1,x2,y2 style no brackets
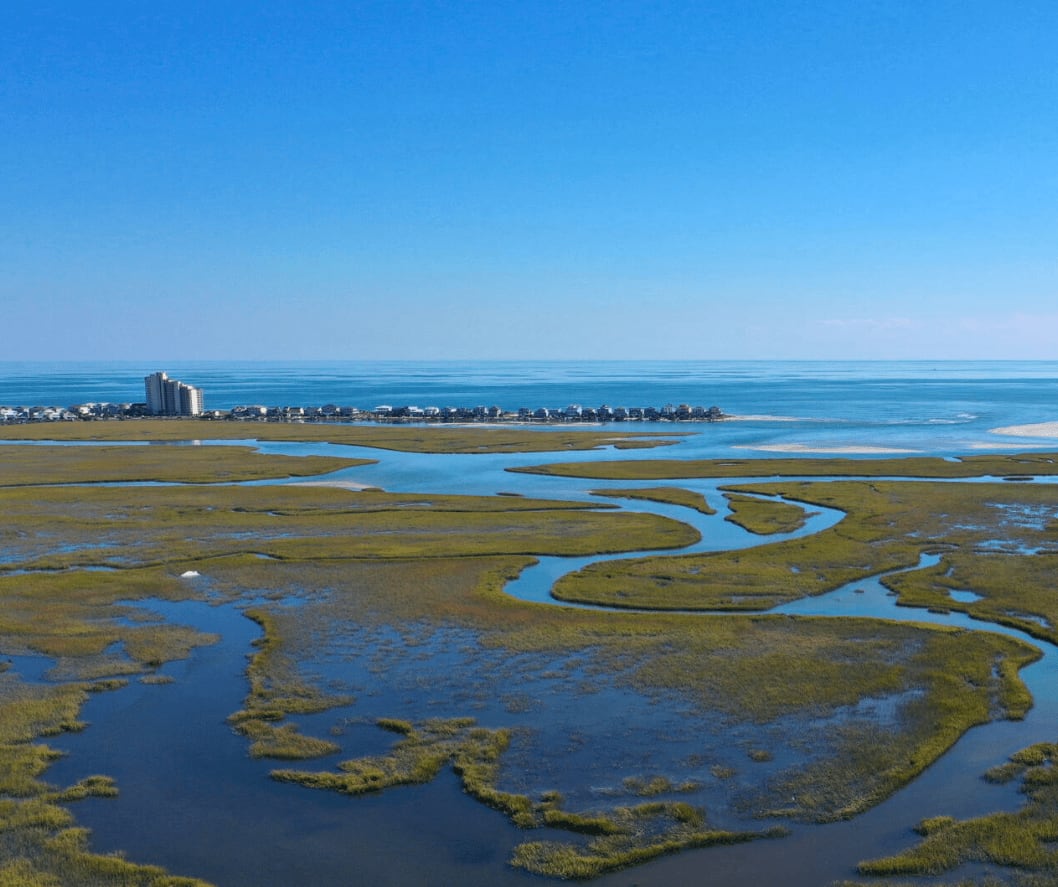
272,715,782,876
510,815,789,879
0,483,697,573
227,609,349,758
511,451,1058,480
857,740,1058,879
552,479,1058,613
0,443,367,486
590,486,716,515
214,555,1039,823
0,419,684,454
0,674,213,886
722,492,810,535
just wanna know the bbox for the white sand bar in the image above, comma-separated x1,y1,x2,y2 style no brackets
733,443,920,455
991,422,1058,439
291,479,377,491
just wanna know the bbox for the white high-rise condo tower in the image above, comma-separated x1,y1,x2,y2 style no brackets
144,371,204,417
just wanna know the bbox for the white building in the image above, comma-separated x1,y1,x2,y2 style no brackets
144,371,204,417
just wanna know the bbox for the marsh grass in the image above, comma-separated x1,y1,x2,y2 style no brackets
552,479,1058,613
510,814,789,879
0,675,212,886
0,444,366,486
722,492,810,535
0,483,696,572
857,740,1058,878
590,487,716,515
5,437,1057,880
511,451,1058,481
230,718,341,760
227,609,350,759
884,548,1058,647
270,717,513,801
621,775,695,797
271,715,782,877
209,551,1039,823
0,419,683,454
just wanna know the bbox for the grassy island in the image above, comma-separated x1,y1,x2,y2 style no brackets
0,418,684,454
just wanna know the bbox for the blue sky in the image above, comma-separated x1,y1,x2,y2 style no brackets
3,1,1056,360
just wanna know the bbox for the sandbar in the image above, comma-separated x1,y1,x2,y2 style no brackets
290,479,376,491
990,421,1058,439
733,443,920,455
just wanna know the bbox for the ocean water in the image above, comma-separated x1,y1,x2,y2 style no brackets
3,359,1058,456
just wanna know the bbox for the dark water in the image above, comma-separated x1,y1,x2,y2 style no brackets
44,601,533,887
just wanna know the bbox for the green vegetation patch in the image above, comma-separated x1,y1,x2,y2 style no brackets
511,818,788,880
0,570,217,680
206,554,1038,823
227,609,350,759
722,492,811,535
272,715,782,878
0,483,696,573
884,548,1058,647
511,451,1058,480
552,479,1058,612
591,486,716,514
0,443,367,486
0,673,212,886
271,717,511,803
0,419,684,454
857,740,1058,878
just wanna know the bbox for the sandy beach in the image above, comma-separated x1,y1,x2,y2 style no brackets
733,443,919,455
990,421,1058,439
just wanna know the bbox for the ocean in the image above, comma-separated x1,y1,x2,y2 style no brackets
3,359,1058,456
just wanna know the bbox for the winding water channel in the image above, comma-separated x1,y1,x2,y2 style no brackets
12,437,1058,885
282,442,1058,885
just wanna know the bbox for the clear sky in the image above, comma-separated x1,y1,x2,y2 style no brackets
3,1,1056,361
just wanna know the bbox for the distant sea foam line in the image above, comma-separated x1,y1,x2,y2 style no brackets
723,414,841,423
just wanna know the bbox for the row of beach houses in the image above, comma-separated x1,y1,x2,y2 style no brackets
2,401,724,425
227,402,725,423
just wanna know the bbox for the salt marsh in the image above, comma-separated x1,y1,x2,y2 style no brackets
2,426,1058,884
